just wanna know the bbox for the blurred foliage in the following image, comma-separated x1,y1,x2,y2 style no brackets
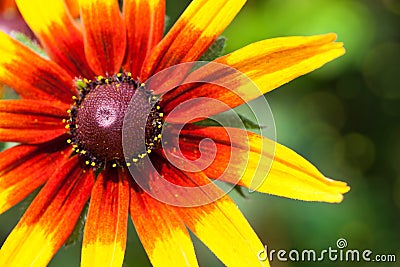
199,36,227,61
11,32,47,57
1,0,399,266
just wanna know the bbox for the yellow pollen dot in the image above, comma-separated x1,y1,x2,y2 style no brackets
112,163,117,167
140,83,145,87
84,78,89,83
62,119,66,123
157,134,162,139
147,149,151,154
159,113,164,117
81,150,86,155
65,124,70,129
67,139,72,144
117,73,122,77
158,125,162,128
156,106,160,110
85,161,90,165
116,84,120,88
105,79,109,84
75,149,79,153
132,158,138,163
127,72,132,76
91,162,96,167
67,109,71,114
97,75,104,81
154,137,158,141
126,163,131,167
72,96,77,100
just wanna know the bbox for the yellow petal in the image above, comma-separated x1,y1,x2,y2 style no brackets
81,168,129,267
129,182,199,267
175,195,269,267
162,34,345,123
216,33,345,95
141,0,246,79
0,157,94,266
250,138,350,203
175,126,350,203
16,0,93,77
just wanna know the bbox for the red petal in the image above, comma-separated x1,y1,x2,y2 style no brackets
0,157,94,266
81,168,129,267
123,0,165,77
140,0,246,80
129,154,265,265
0,139,71,214
174,194,269,267
162,34,345,123
129,178,199,266
16,0,94,78
0,31,77,102
0,100,69,143
174,125,350,203
128,154,224,207
142,155,267,266
80,0,126,75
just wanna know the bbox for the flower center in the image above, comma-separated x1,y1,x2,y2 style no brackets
67,73,163,168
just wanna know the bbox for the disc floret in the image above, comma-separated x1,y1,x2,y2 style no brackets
66,72,163,169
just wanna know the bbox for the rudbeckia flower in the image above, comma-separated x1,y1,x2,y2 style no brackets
0,0,350,266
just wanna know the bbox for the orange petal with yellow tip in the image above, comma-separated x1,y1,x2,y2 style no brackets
81,168,129,267
80,0,126,75
123,0,165,77
176,125,350,203
0,100,69,143
141,0,246,80
0,31,77,103
0,140,71,214
175,196,269,266
0,157,94,267
16,0,93,78
132,154,267,266
129,178,199,267
163,34,345,123
157,161,269,266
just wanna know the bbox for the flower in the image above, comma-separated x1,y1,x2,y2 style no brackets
0,0,350,266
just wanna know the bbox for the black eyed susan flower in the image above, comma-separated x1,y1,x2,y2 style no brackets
0,0,349,266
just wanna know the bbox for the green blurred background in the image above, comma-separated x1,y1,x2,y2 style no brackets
1,0,399,266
